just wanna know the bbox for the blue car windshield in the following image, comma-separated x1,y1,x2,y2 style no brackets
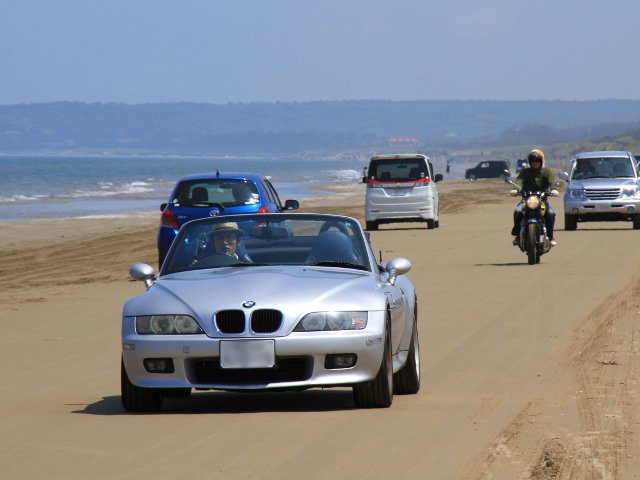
163,215,371,274
172,179,260,207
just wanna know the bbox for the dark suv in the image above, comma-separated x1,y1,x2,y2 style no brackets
465,160,511,180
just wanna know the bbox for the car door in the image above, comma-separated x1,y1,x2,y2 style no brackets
427,160,439,215
263,179,284,212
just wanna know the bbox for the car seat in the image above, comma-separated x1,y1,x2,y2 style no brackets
191,187,209,203
380,171,392,181
613,163,627,176
231,183,252,204
409,167,420,179
307,231,358,264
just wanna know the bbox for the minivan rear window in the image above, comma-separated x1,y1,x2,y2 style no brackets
368,158,428,181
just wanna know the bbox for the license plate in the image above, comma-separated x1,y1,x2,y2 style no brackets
219,340,275,369
386,188,410,196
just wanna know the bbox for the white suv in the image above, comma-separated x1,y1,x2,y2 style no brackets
559,150,640,230
362,154,442,231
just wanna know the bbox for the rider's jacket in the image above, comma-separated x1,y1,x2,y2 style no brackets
515,167,555,191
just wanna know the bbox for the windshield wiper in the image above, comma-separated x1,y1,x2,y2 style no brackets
308,261,369,271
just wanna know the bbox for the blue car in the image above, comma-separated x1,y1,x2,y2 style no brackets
157,172,299,266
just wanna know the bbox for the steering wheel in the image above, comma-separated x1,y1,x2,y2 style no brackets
319,221,350,236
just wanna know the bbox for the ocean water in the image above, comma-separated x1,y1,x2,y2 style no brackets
0,155,365,221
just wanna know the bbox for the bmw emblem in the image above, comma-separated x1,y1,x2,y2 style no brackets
242,300,256,308
209,208,221,217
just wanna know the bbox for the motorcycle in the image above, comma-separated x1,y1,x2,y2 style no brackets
506,177,558,265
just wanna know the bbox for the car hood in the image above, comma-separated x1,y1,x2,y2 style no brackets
123,265,386,335
568,178,637,189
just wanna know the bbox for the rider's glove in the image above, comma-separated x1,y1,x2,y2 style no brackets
509,189,518,196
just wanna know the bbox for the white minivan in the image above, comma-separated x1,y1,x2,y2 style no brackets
362,154,442,231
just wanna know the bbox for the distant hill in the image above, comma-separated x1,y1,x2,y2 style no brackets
1,100,640,155
447,129,640,169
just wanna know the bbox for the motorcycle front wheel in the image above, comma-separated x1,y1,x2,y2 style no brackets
527,223,537,265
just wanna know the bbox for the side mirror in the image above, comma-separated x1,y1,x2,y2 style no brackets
284,199,299,210
385,257,411,285
434,174,443,182
129,263,157,288
160,203,167,211
362,176,368,184
557,172,569,182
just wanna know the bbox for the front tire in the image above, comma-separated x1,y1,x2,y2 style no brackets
121,359,163,412
527,223,537,265
564,213,577,231
353,316,393,408
394,305,420,394
468,173,477,181
366,221,378,231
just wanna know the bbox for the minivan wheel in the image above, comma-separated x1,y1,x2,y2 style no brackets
468,173,477,181
633,214,640,230
426,219,435,229
366,221,379,231
564,213,577,231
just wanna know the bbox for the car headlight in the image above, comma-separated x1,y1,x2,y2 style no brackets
568,188,584,199
294,311,368,331
136,315,204,334
525,196,540,209
621,186,638,198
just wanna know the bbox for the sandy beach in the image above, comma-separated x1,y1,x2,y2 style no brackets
2,179,640,479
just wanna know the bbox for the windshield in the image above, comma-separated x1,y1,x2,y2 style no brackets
368,158,429,181
172,179,260,207
571,157,635,180
163,215,371,274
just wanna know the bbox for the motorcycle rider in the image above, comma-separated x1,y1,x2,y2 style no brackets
511,149,558,246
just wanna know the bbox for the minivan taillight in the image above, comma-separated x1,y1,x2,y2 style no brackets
160,208,179,228
257,206,270,213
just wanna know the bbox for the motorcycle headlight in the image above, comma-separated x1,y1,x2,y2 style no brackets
136,315,204,334
525,196,540,209
568,188,584,199
294,312,368,331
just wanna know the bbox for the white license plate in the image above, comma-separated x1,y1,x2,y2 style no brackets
219,340,275,369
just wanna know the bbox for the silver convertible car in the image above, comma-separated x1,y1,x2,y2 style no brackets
121,213,420,411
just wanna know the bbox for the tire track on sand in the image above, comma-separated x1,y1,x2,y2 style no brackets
462,272,640,479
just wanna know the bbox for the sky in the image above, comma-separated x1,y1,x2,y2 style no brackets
1,0,640,105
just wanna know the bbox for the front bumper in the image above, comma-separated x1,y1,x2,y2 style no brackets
564,198,640,218
122,312,386,391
